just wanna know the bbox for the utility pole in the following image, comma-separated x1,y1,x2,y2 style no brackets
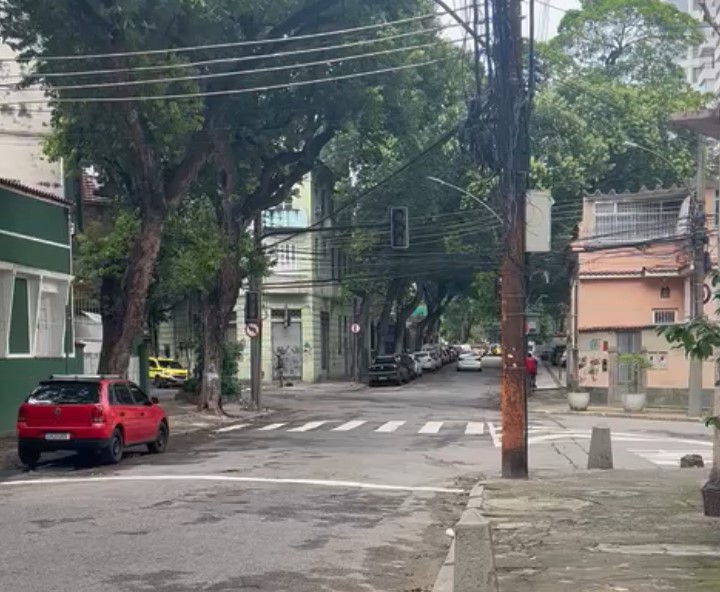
250,211,263,409
493,0,529,478
689,141,706,417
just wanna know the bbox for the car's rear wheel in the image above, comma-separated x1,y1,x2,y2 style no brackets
18,446,40,469
103,428,124,465
148,422,169,454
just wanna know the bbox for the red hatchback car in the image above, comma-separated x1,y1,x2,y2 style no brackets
16,375,169,468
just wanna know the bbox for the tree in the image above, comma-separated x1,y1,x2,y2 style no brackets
0,0,441,378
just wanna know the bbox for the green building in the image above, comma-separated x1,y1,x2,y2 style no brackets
0,179,82,435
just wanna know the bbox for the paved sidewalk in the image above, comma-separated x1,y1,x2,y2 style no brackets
484,470,720,591
536,364,562,391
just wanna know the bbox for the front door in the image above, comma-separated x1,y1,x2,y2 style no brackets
271,321,302,380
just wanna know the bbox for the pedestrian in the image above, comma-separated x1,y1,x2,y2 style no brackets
524,352,538,392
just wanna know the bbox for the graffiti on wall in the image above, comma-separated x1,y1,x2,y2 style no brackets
578,355,605,385
647,351,668,370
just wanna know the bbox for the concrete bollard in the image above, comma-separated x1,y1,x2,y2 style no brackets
453,508,499,592
587,425,613,470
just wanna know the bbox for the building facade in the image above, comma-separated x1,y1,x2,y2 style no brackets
0,180,82,434
570,185,719,407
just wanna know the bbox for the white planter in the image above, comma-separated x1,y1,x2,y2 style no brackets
568,391,590,411
623,393,646,413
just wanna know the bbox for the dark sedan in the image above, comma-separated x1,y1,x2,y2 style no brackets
369,355,410,386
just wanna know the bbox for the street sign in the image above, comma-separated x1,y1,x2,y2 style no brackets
245,323,260,338
350,323,361,334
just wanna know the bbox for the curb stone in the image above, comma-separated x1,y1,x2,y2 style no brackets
433,482,493,592
536,408,703,424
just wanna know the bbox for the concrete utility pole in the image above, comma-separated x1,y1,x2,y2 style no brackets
493,0,529,478
250,212,263,409
689,141,706,417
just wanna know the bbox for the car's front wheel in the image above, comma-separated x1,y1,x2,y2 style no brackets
18,446,40,469
148,422,169,454
103,428,124,465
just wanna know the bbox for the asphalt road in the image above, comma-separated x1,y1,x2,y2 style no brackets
0,363,501,592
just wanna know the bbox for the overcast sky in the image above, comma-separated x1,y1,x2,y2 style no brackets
443,0,580,43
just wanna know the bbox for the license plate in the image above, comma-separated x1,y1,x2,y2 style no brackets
45,433,71,441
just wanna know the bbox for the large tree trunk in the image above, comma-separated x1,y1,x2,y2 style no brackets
98,213,164,375
394,295,421,354
197,255,243,413
376,280,401,355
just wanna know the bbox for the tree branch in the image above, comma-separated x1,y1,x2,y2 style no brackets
267,0,345,39
699,0,720,39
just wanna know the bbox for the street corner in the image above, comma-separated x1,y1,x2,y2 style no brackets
482,470,720,591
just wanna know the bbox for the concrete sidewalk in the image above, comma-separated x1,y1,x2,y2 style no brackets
484,470,720,591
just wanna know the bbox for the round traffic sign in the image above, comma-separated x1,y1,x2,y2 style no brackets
245,323,260,338
350,323,361,334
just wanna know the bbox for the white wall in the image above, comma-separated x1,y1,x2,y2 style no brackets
0,44,62,195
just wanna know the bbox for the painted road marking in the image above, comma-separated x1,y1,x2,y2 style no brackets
629,449,712,467
465,422,485,435
419,421,444,434
257,423,287,431
288,421,329,433
488,422,500,448
376,420,406,433
332,420,367,432
0,475,465,494
215,424,250,434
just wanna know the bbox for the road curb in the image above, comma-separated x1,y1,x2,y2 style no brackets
433,482,498,592
537,408,703,424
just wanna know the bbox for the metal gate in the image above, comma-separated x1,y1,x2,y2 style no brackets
616,331,641,394
271,321,302,380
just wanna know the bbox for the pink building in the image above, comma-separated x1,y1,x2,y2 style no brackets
571,185,718,407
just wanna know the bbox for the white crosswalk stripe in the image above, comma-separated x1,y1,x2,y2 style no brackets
465,422,485,436
332,420,367,432
288,421,329,433
418,421,444,434
257,423,287,431
375,420,406,433
215,423,250,433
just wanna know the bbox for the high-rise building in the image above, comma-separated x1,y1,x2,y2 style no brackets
672,0,720,95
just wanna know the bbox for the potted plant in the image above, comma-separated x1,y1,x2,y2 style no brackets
618,353,650,412
567,390,590,411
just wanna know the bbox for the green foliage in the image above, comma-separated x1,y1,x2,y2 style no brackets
442,272,499,342
618,353,650,393
183,341,245,397
75,208,139,281
549,0,702,84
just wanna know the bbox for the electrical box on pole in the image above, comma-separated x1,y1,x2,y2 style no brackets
390,206,410,249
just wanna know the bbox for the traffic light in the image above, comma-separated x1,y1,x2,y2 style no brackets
390,206,409,249
245,291,259,324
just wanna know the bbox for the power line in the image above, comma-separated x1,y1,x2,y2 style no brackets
0,58,450,105
3,12,442,63
0,25,458,83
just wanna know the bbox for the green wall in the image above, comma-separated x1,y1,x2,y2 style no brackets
1,187,70,244
0,348,83,435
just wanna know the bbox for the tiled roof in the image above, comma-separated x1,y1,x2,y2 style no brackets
0,177,72,206
579,325,658,332
584,184,688,202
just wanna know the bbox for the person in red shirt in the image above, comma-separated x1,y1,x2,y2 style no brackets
524,353,538,391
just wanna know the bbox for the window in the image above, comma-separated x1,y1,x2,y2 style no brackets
27,382,99,405
129,384,150,406
337,315,343,355
320,312,330,371
660,286,671,299
9,277,30,354
36,280,66,357
112,384,135,406
653,309,677,325
592,199,684,244
149,360,158,369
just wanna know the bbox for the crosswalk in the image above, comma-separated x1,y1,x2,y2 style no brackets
213,419,558,438
629,447,712,467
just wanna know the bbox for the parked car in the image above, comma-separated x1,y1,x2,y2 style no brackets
148,357,189,388
560,349,567,368
369,355,410,386
410,353,424,377
551,345,567,366
430,351,442,368
414,351,437,372
488,344,502,356
400,353,419,380
16,375,169,468
457,352,483,372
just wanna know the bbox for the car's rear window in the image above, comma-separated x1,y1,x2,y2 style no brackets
158,360,183,369
27,382,100,405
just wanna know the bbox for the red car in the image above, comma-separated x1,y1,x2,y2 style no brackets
16,375,169,468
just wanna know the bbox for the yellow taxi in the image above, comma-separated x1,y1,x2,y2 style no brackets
148,357,189,388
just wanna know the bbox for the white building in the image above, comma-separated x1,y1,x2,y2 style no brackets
0,45,63,196
670,0,720,95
